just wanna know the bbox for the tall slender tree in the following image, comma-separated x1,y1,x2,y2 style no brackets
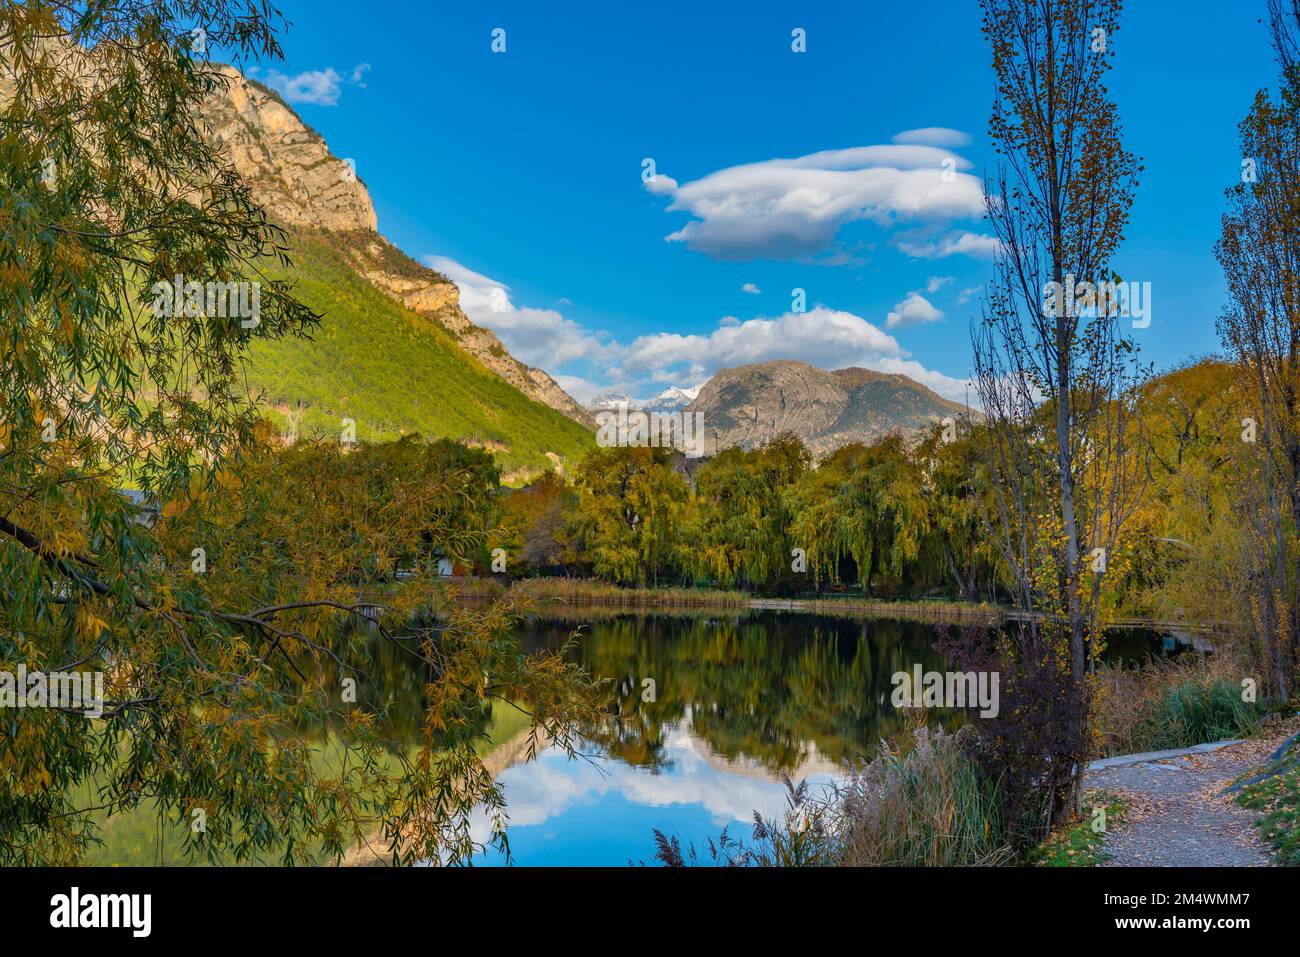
972,0,1146,825
1213,0,1300,698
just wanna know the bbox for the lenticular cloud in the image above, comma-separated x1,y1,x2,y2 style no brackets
645,141,985,261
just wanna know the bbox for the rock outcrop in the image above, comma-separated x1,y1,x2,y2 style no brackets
686,359,974,456
200,65,593,428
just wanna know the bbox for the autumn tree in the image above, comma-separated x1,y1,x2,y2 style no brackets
1213,0,1300,697
972,0,1147,827
915,420,1000,602
682,434,809,591
499,470,580,575
786,438,930,597
570,446,689,587
0,2,596,864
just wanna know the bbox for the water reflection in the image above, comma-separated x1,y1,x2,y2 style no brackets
468,613,952,865
83,609,1176,865
469,612,1177,865
520,612,958,774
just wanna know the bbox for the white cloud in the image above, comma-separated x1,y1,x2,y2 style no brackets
892,127,972,148
925,275,954,294
255,63,370,106
645,142,984,261
425,257,972,409
424,255,619,368
886,292,944,330
622,306,903,379
896,230,1002,260
552,374,605,405
644,173,678,196
956,285,983,305
741,282,762,294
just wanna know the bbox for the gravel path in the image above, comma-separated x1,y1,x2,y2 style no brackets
1084,720,1298,867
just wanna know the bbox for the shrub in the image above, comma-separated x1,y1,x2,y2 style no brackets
828,725,1012,866
1135,676,1263,750
1095,655,1266,756
936,624,1088,850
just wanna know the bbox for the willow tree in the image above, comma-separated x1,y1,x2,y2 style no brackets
785,438,929,597
0,2,595,865
683,434,809,590
571,445,689,587
972,0,1146,826
1213,0,1300,698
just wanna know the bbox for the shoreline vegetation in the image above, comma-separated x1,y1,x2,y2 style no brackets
451,575,996,621
440,576,1204,629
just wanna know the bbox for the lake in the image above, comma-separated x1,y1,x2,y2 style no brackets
465,611,1180,866
81,608,1186,865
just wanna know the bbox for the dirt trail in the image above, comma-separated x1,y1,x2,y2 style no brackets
1085,719,1297,867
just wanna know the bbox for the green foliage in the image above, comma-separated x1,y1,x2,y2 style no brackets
1132,677,1266,752
0,2,598,867
1028,791,1126,866
786,436,932,595
560,423,1000,599
569,445,689,586
1235,750,1300,865
247,232,595,475
680,434,808,589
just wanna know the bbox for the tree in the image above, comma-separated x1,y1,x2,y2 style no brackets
683,434,809,590
1213,0,1300,698
972,0,1147,827
0,2,596,864
915,420,1000,602
499,470,579,575
786,438,929,597
570,446,689,586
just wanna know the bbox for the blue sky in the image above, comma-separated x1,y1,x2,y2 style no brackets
245,0,1277,404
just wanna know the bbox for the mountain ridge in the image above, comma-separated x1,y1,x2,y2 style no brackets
202,63,594,429
686,359,973,455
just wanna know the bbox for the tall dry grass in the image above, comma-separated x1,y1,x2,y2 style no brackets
827,725,1012,866
1094,652,1267,757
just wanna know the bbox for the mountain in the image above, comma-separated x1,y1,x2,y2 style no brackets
197,65,595,475
643,386,700,415
686,360,972,456
586,391,636,412
586,386,700,416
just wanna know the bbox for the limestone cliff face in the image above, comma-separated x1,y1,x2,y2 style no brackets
200,65,593,428
203,65,377,232
339,233,596,426
687,359,973,456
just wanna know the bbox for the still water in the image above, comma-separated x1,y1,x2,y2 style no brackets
467,612,1174,866
83,610,1180,865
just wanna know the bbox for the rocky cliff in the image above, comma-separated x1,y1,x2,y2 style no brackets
200,65,593,428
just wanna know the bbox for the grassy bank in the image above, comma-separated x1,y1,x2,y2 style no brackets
446,576,1005,624
1234,732,1300,865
